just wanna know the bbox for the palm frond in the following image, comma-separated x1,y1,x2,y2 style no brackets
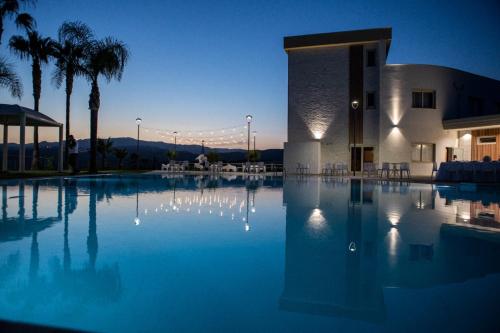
84,37,129,83
58,21,93,45
15,12,35,31
0,56,22,98
8,34,30,59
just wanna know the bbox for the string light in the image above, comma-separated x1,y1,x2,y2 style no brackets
140,123,249,147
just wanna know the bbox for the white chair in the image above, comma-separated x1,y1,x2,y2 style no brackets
379,162,390,178
362,162,376,177
194,162,204,171
399,162,410,179
161,163,169,171
431,161,438,180
335,162,347,176
242,162,251,173
322,162,333,175
257,161,266,173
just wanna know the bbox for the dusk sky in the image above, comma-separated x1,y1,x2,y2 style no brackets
0,0,499,148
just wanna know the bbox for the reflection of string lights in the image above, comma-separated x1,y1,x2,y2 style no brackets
348,241,357,252
136,192,256,229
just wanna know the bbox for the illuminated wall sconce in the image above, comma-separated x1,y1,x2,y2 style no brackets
463,132,472,140
312,131,323,140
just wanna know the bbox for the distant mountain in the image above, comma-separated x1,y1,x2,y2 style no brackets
0,137,283,170
11,137,247,154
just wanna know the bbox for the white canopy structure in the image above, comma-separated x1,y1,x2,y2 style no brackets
0,104,63,172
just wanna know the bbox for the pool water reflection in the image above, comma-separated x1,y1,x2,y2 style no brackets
0,175,499,332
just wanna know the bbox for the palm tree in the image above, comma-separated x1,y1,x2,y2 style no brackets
0,0,35,44
0,56,22,98
81,37,129,173
113,148,127,169
9,29,55,169
96,137,113,169
52,21,93,168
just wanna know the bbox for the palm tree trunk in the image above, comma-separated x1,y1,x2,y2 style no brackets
31,60,41,170
89,80,100,173
64,71,74,170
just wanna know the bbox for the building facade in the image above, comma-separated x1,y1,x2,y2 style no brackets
283,28,500,176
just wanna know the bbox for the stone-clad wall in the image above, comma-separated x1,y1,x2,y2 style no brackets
285,45,350,173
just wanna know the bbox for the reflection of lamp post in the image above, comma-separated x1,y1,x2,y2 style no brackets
134,185,140,225
351,101,359,176
245,188,250,232
135,117,142,170
173,131,178,161
246,115,253,162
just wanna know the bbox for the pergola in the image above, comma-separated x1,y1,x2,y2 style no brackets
0,104,63,172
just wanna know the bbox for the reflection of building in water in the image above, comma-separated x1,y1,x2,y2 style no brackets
281,178,500,322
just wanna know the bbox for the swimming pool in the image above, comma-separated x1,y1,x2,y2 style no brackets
0,174,499,332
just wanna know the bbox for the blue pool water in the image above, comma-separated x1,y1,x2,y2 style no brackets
0,174,499,332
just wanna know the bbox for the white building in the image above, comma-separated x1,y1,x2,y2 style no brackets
283,28,500,176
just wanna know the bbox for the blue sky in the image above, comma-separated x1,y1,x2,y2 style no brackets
0,0,499,148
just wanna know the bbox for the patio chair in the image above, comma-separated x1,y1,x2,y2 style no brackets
161,163,169,171
322,162,333,175
194,161,204,171
431,161,438,180
335,162,347,176
399,162,410,179
182,161,189,171
379,162,390,178
362,162,376,177
257,161,266,173
296,163,303,174
243,162,251,173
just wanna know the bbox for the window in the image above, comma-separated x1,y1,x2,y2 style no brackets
468,96,483,116
411,143,435,162
366,50,376,67
366,92,376,109
412,91,436,109
477,136,496,145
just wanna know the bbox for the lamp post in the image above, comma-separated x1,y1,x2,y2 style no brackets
351,101,359,176
201,140,205,155
135,118,142,170
173,131,177,161
246,115,253,162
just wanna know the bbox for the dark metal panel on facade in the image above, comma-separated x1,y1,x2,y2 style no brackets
349,45,364,145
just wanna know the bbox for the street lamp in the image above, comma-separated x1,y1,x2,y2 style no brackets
246,115,253,162
135,117,142,170
173,131,178,161
201,139,205,154
351,101,359,176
